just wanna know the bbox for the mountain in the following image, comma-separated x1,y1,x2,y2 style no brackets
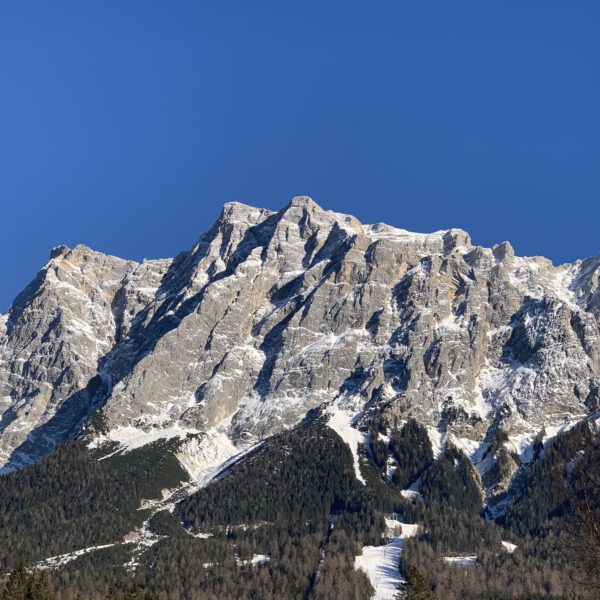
2,197,599,480
1,197,599,598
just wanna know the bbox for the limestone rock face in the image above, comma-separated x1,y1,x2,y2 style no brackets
1,197,599,493
0,245,170,468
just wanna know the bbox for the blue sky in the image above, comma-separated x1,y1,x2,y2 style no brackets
1,1,599,310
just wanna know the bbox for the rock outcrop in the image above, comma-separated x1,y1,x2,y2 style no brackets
1,197,599,498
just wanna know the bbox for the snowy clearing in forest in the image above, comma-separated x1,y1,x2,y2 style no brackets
326,402,368,484
236,554,271,567
34,543,121,570
501,541,517,553
443,555,478,566
354,518,420,599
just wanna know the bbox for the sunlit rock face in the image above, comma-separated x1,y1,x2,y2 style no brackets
1,197,599,496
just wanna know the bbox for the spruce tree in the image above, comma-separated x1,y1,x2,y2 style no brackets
1,564,31,600
123,585,147,600
404,565,435,600
105,587,120,600
29,571,54,600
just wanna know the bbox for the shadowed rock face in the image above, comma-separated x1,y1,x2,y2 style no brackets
1,197,599,488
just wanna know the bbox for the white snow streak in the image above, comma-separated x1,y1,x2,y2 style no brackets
443,555,478,566
354,517,420,599
501,541,517,553
326,402,367,484
34,544,120,571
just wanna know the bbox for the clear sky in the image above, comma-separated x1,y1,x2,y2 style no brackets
1,1,599,311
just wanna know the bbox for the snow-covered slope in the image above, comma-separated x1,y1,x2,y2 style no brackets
0,196,599,503
354,516,420,599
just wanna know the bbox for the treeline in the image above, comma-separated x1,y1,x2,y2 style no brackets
367,417,434,490
2,411,600,599
502,421,594,535
389,419,434,489
0,438,188,571
397,421,600,598
1,565,54,600
14,418,379,599
177,421,362,529
143,420,379,599
0,565,158,600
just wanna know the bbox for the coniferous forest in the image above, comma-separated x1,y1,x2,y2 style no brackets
1,413,599,599
3,2,600,598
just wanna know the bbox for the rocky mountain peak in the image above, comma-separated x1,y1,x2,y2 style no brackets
0,198,599,505
218,201,275,225
49,244,71,259
286,194,319,209
492,241,515,262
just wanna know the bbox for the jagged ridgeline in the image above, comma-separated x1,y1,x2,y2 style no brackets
1,197,600,598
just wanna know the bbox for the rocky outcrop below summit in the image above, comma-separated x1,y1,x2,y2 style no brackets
1,197,599,500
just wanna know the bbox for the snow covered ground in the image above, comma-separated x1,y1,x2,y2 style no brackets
124,518,166,571
175,427,258,486
400,475,424,502
236,554,271,567
501,541,517,553
426,426,445,458
326,402,368,484
443,555,478,566
354,517,420,599
34,544,120,571
89,424,198,456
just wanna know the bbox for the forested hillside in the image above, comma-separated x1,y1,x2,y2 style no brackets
1,414,599,599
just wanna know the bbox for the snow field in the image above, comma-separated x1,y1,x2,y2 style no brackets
354,517,420,599
326,402,368,484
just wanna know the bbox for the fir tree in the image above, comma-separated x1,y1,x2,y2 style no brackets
29,571,54,600
105,587,120,600
389,419,433,489
404,565,435,600
122,586,146,600
1,564,30,600
123,585,158,600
